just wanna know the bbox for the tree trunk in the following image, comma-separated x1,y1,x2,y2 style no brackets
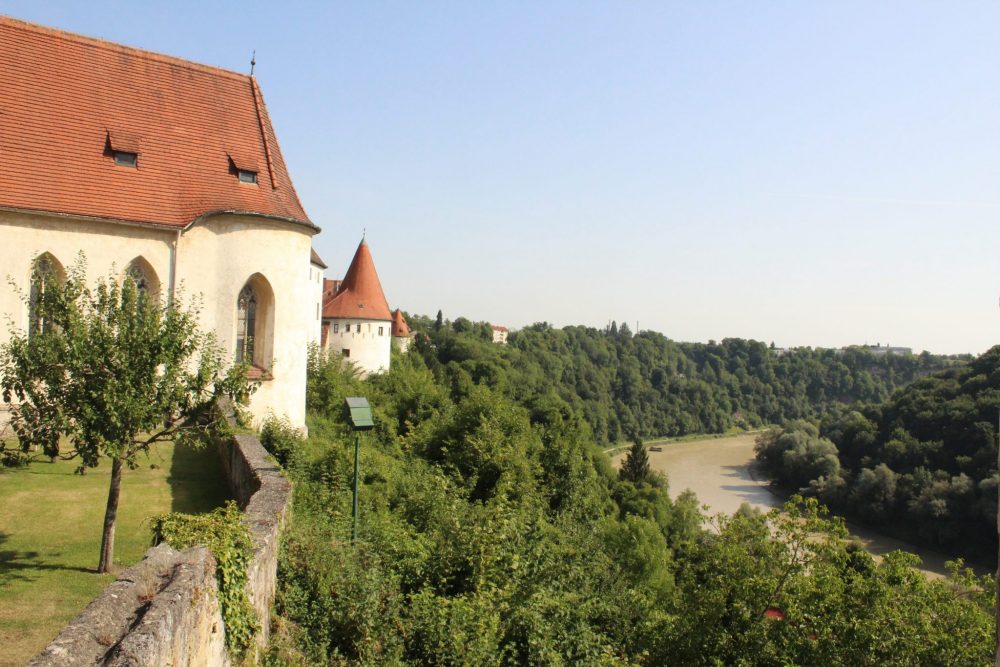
97,457,124,574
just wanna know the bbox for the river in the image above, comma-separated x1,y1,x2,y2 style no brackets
613,434,989,579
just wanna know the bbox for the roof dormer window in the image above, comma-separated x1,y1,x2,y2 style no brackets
228,152,260,186
114,151,137,168
106,129,141,168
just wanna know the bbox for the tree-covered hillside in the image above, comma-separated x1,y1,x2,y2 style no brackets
756,346,1000,560
409,315,962,444
261,346,993,665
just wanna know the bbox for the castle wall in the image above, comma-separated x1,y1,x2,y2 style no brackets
307,263,324,347
0,210,175,337
0,210,315,431
393,335,412,353
177,214,314,429
324,316,392,377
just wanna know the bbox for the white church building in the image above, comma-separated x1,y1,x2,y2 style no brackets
0,16,321,430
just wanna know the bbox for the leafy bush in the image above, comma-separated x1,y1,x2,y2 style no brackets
261,415,304,468
0,445,31,468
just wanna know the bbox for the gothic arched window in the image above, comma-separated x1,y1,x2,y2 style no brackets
236,284,258,364
28,253,65,339
234,274,275,375
124,257,160,300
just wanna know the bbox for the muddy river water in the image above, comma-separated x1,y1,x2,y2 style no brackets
613,434,988,579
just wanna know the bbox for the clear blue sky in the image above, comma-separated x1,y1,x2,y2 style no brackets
6,1,1000,354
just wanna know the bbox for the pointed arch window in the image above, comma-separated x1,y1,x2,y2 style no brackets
28,254,65,339
124,257,160,300
233,274,275,377
236,284,258,364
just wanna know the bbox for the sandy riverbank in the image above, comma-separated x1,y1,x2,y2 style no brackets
612,434,988,579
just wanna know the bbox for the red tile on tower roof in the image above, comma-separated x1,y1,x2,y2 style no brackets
323,240,392,321
0,16,313,230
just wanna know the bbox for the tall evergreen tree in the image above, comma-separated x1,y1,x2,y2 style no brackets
620,437,651,484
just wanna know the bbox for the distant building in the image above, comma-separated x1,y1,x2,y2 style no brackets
321,239,395,377
492,325,509,344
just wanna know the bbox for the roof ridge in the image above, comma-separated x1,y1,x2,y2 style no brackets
0,14,249,82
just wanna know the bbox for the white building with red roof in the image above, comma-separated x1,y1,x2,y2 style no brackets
391,309,413,353
0,16,322,430
321,239,405,377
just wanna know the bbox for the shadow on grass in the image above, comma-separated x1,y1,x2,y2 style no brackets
167,442,232,514
0,532,93,585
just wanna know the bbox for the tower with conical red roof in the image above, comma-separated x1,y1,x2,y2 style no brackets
391,308,412,353
321,238,394,376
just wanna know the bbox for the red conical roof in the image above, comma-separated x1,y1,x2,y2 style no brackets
391,309,411,337
323,239,392,320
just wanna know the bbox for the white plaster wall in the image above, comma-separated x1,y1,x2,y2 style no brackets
1,210,315,432
393,335,412,353
176,215,314,429
0,210,174,345
307,264,324,347
325,317,391,377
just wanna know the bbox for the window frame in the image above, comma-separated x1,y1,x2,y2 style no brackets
113,151,138,168
236,284,258,365
237,169,258,184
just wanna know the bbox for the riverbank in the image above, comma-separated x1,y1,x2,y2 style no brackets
611,434,988,579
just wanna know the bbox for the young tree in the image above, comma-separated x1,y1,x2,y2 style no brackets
620,437,651,484
1,259,251,573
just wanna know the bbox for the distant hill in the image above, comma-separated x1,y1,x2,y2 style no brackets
756,345,1000,560
407,314,965,444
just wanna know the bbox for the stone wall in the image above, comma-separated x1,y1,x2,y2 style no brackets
28,414,291,666
215,430,293,648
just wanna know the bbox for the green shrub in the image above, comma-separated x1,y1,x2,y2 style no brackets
0,446,31,468
261,415,304,468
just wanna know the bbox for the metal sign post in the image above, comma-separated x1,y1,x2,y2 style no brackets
344,397,374,544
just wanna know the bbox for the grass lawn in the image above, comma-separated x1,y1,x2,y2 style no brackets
0,442,232,667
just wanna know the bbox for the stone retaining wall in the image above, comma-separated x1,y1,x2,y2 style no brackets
215,430,293,648
28,411,291,666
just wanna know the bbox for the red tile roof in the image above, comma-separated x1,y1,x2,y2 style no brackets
391,309,411,337
0,16,312,230
323,240,392,321
310,248,328,268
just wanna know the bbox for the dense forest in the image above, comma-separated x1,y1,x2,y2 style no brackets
409,314,962,444
756,346,1000,562
257,323,993,665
